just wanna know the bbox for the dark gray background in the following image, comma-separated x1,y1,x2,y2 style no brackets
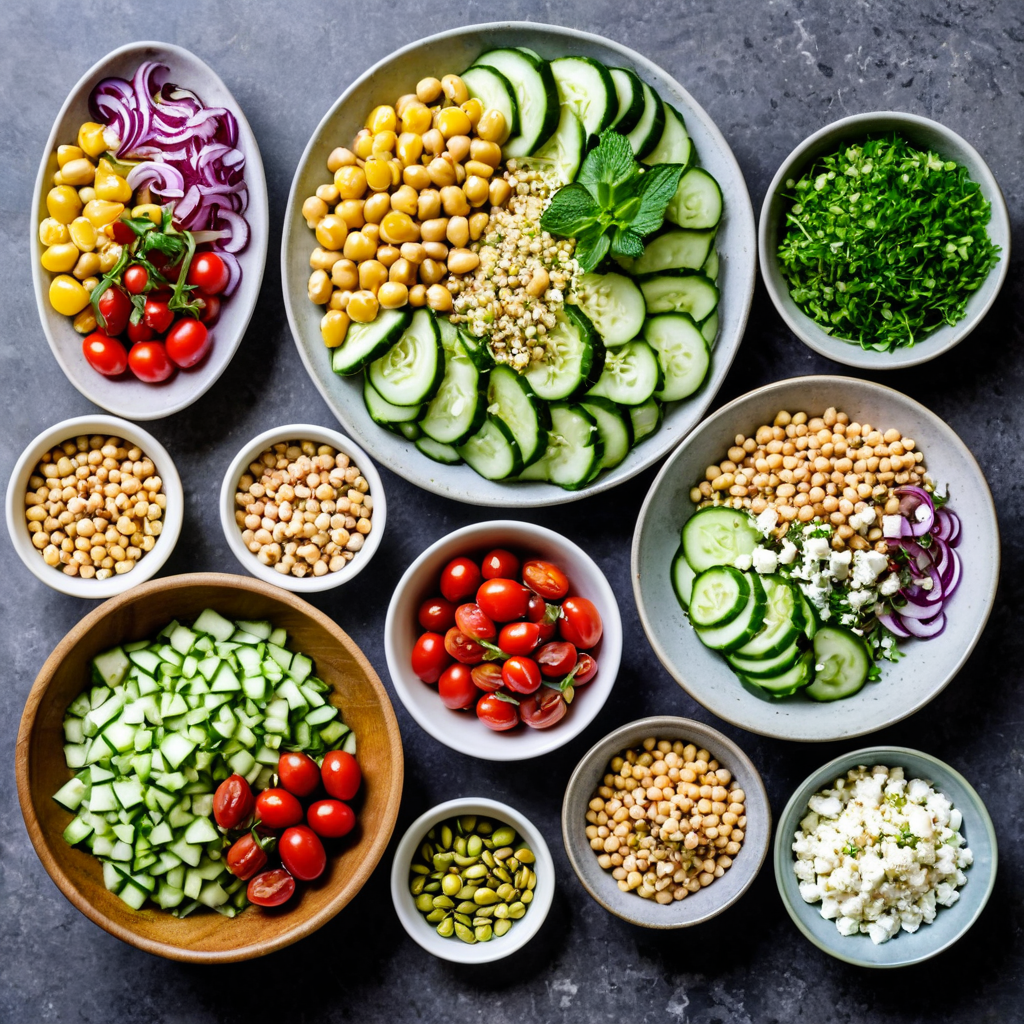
2,2,1021,1021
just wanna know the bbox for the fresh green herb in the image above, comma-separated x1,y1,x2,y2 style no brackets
842,842,861,857
885,792,907,810
896,825,919,849
777,134,1000,352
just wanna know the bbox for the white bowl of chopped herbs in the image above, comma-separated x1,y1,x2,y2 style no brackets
759,112,1009,369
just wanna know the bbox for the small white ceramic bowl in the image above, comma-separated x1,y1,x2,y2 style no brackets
759,111,1010,370
219,424,386,593
390,797,554,963
384,520,622,761
6,415,183,599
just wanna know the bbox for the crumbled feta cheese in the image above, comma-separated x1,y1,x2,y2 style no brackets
882,514,904,539
779,540,798,565
805,537,831,560
752,547,778,574
879,573,901,597
829,550,851,581
755,507,779,535
733,553,752,571
847,588,877,611
848,507,877,533
852,549,889,587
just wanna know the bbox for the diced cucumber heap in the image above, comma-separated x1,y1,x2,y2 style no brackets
54,610,355,917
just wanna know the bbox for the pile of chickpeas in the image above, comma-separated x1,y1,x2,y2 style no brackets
23,435,165,579
690,407,928,552
302,73,515,350
586,738,746,905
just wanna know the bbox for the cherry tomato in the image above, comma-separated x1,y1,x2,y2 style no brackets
321,750,361,801
143,298,174,333
212,773,255,829
149,251,181,283
411,631,451,683
279,825,327,881
278,751,321,798
197,292,221,324
418,596,456,632
440,556,483,603
454,602,496,641
536,641,578,678
522,559,570,600
574,652,598,685
126,320,154,344
225,833,267,879
438,663,478,709
165,318,211,368
110,221,135,245
187,251,230,295
482,548,520,580
128,340,174,383
444,626,485,665
476,692,519,731
82,332,128,376
97,286,131,336
123,264,149,295
498,621,542,656
470,662,504,692
502,655,542,695
307,799,356,839
247,867,296,907
476,578,530,623
519,689,567,730
559,597,603,649
526,594,557,641
254,787,303,829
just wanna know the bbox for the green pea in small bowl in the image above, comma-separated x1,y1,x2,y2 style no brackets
759,111,1010,370
775,746,997,968
390,797,554,963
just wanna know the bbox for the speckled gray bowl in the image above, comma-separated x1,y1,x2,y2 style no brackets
759,111,1010,370
775,746,997,968
561,716,770,928
631,375,1000,742
282,22,755,507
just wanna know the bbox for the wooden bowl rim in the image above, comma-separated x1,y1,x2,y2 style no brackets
15,571,404,962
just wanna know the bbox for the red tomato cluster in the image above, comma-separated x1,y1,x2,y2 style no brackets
411,547,602,732
81,250,228,384
212,748,361,908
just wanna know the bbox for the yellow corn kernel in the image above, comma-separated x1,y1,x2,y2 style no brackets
379,211,420,245
377,281,409,309
335,165,367,200
48,275,90,316
336,199,365,230
366,105,398,134
73,307,98,334
47,186,83,224
396,132,424,167
436,107,472,140
83,199,125,228
94,159,133,203
73,252,101,280
476,108,508,144
315,214,349,251
401,102,432,136
41,243,81,273
363,158,392,192
331,258,359,291
354,130,374,160
346,290,379,323
372,130,397,155
460,98,484,127
68,217,98,251
60,158,96,187
77,122,108,159
39,217,70,247
57,145,84,167
320,309,350,348
78,186,97,205
390,184,419,217
132,204,163,225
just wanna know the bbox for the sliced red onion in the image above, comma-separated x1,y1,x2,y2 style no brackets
877,612,912,639
218,252,242,297
902,611,946,639
944,509,961,547
892,596,944,621
942,548,961,597
213,209,249,253
126,161,185,198
896,485,935,536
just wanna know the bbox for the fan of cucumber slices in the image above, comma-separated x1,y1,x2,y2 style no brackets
332,48,724,491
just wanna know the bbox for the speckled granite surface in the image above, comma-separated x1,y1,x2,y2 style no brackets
2,2,1021,1021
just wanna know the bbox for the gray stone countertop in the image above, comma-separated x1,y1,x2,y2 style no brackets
2,2,1021,1021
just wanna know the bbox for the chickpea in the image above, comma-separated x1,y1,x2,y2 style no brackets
307,269,332,305
440,185,470,217
389,258,417,286
488,177,512,207
426,283,453,312
310,246,344,272
419,258,446,285
421,127,445,155
402,163,431,190
469,139,502,167
380,211,420,245
447,248,480,275
334,165,367,200
358,259,388,293
441,74,469,105
401,102,432,136
346,290,379,323
426,157,456,188
460,97,483,126
363,157,393,192
415,76,443,103
302,195,328,227
463,175,490,207
396,132,424,167
417,189,442,221
337,199,365,229
476,108,507,143
327,147,356,172
446,134,471,164
315,214,348,250
343,231,377,263
366,104,397,134
362,192,392,225
390,184,419,217
446,216,470,248
408,283,428,307
377,281,409,309
330,258,359,291
376,244,401,268
320,309,350,348
419,217,449,243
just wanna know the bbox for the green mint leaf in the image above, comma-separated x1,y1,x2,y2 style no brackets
610,226,644,259
578,128,638,201
629,163,686,236
540,182,601,237
574,224,611,272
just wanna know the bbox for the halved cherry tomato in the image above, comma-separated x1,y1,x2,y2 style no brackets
519,689,567,730
444,626,485,665
126,320,154,344
279,825,327,881
278,751,321,798
497,621,541,656
82,332,128,376
197,292,221,324
476,692,519,731
476,578,530,623
526,594,557,641
522,559,570,600
418,596,456,632
482,548,520,580
143,298,174,333
574,652,598,684
411,631,451,683
97,286,131,336
165,318,210,368
558,597,603,649
149,251,181,283
123,264,149,295
470,662,504,692
226,833,267,879
454,602,496,641
307,799,356,839
247,867,296,907
536,641,578,678
128,340,174,382
213,773,255,829
110,221,135,245
321,750,361,801
440,556,482,603
187,251,230,295
438,663,478,709
254,788,303,829
502,655,542,695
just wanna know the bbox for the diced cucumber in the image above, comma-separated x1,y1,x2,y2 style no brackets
681,506,761,573
457,417,523,481
332,307,411,375
573,272,646,347
93,647,130,687
689,566,752,628
474,48,560,158
550,56,616,135
53,777,88,811
461,64,519,140
487,364,550,466
608,66,645,134
523,304,599,401
667,167,723,230
580,397,633,472
192,609,236,643
624,81,664,157
586,340,662,406
639,273,719,324
805,627,870,701
644,313,710,402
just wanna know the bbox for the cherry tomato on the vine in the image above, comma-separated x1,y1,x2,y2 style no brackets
411,631,450,683
519,689,567,730
254,787,303,829
321,750,361,801
481,548,520,580
454,602,496,641
440,557,483,603
497,620,541,656
307,799,356,839
97,286,131,336
476,692,519,731
126,320,154,344
278,751,321,798
418,596,456,633
128,340,174,383
197,293,221,324
522,559,570,600
444,626,485,665
535,640,578,679
122,264,149,295
165,318,211,368
213,773,255,829
82,332,128,376
574,652,598,685
438,663,478,709
476,578,530,623
558,597,603,649
247,867,296,907
187,251,230,295
279,825,327,881
226,833,267,880
470,662,504,692
143,298,174,334
501,655,542,695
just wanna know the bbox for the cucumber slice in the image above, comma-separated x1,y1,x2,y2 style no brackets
608,67,645,134
387,421,421,441
644,313,710,402
694,574,767,652
523,304,598,401
701,310,719,346
461,65,519,141
517,46,542,60
798,592,819,641
573,272,646,346
437,315,461,356
367,308,443,407
523,105,585,184
620,229,717,277
331,308,411,375
580,397,633,471
728,638,803,678
667,167,723,230
805,627,870,701
419,347,485,445
628,397,663,442
690,566,752,628
474,49,559,158
671,545,696,608
741,651,814,698
550,56,616,135
362,375,421,425
415,437,463,465
639,273,719,324
455,326,493,370
681,506,760,572
457,416,523,480
586,340,662,405
642,103,693,168
733,576,804,659
624,81,664,157
519,403,602,490
487,364,550,466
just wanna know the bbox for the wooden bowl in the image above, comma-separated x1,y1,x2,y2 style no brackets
15,572,403,962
